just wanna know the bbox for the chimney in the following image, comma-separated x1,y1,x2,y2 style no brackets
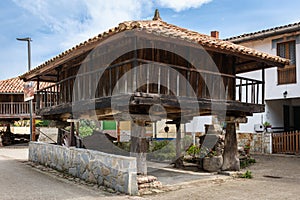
210,31,219,39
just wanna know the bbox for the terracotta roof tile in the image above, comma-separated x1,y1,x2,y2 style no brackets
0,77,51,93
225,21,300,43
20,18,290,79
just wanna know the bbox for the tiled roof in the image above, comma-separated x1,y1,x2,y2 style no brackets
225,21,300,43
0,77,51,93
20,15,290,79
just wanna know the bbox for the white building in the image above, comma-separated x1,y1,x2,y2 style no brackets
227,22,300,133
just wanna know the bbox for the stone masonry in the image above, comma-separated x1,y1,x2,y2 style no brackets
238,132,272,154
28,142,138,195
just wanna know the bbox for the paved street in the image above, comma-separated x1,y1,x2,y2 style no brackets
1,146,300,200
0,146,137,200
149,154,300,200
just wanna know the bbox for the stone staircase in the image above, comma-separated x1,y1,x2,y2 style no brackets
137,175,163,194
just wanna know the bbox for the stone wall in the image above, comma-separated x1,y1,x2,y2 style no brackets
238,132,272,154
28,142,138,195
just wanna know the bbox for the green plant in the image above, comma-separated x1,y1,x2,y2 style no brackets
35,120,50,127
207,150,217,157
186,145,200,157
240,157,256,168
263,121,271,127
79,119,98,137
241,170,253,179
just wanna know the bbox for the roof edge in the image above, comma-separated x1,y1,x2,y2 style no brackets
225,21,300,43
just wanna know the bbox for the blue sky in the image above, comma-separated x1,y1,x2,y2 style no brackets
1,0,300,80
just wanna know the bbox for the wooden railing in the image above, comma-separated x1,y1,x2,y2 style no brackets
0,102,36,115
37,61,264,110
236,76,264,104
272,131,300,154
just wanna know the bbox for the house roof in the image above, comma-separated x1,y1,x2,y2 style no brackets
0,77,51,94
19,11,289,81
225,21,300,43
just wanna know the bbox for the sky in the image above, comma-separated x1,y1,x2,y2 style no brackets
1,0,300,80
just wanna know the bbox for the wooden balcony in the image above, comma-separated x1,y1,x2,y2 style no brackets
0,102,37,119
36,60,265,119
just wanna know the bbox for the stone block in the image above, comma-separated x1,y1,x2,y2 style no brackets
101,166,111,176
68,167,76,176
203,156,223,172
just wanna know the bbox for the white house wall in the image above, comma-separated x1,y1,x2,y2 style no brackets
185,116,213,133
238,33,300,132
240,35,300,100
187,33,300,133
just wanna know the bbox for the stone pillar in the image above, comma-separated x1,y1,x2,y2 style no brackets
130,120,148,175
222,122,240,171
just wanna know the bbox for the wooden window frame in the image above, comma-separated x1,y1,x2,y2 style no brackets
277,40,296,85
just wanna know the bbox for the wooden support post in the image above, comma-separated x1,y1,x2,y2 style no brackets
36,77,40,110
6,123,11,133
262,66,265,103
32,118,36,141
117,121,120,142
222,122,240,171
176,122,181,159
130,120,148,175
70,122,76,146
57,128,62,145
76,121,80,136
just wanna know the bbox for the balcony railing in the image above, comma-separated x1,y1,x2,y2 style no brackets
0,102,36,116
236,76,264,104
37,61,264,111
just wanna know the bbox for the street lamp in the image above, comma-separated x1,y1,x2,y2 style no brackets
17,37,34,141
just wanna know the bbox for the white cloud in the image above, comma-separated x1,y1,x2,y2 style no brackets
12,0,153,49
156,0,212,12
4,0,211,80
11,0,211,52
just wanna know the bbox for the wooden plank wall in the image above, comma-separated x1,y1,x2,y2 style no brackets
41,38,242,109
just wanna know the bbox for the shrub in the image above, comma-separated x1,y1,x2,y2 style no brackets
186,145,200,157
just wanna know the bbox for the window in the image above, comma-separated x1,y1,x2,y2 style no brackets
277,40,296,84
